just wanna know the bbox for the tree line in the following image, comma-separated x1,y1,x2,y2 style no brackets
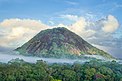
0,58,122,81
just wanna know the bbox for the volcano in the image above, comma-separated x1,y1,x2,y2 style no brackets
15,27,113,59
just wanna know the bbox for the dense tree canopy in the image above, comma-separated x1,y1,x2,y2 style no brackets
0,58,122,81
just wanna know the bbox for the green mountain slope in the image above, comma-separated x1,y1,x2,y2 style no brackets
15,27,114,59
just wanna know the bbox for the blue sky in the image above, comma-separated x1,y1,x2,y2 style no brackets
0,0,122,58
0,0,122,23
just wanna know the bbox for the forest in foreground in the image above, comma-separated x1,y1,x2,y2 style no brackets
0,59,122,81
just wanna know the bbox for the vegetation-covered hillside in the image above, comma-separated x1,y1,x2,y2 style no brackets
16,27,113,59
0,59,122,81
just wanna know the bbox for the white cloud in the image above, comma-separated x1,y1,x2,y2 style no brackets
69,17,96,38
0,18,50,47
60,14,79,21
55,16,96,38
0,18,48,29
102,15,119,33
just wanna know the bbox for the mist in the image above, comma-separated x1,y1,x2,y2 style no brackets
0,50,121,64
0,51,91,64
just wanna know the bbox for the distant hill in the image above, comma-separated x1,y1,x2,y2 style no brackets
15,27,114,59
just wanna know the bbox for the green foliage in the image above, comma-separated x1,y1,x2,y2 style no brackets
80,51,85,55
0,59,122,81
87,47,114,59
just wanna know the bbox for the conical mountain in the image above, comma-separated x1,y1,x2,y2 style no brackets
15,27,113,59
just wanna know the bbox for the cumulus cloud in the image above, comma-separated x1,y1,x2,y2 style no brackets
69,17,96,38
86,15,121,49
0,18,50,47
58,15,120,40
102,15,119,33
59,14,121,50
56,16,96,38
0,18,48,28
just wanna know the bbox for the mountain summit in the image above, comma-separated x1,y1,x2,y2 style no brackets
15,27,113,59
